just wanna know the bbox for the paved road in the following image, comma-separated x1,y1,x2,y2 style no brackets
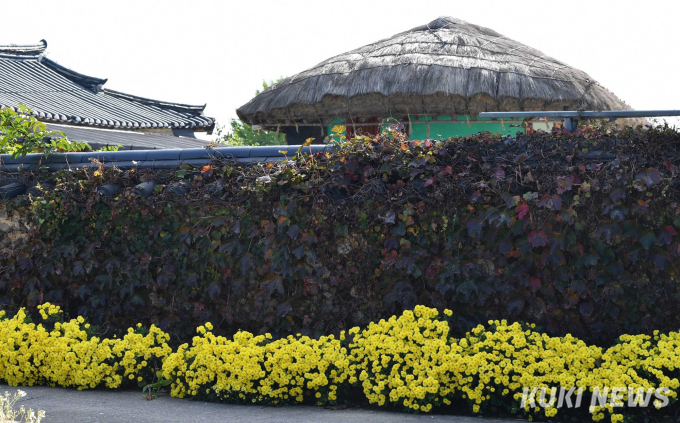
1,384,522,423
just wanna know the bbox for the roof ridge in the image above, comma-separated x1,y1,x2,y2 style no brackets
103,88,207,113
41,57,108,90
0,39,47,56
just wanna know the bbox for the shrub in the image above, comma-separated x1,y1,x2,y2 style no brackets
2,125,680,344
165,305,680,422
163,326,350,403
0,304,170,389
0,105,90,157
3,304,680,422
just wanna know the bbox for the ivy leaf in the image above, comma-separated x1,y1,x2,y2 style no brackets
632,199,649,215
537,194,562,211
186,273,199,287
657,226,677,245
515,202,530,220
628,248,641,264
556,176,574,194
500,193,518,207
609,205,628,221
559,208,577,225
609,187,626,202
287,224,300,240
523,192,538,202
276,302,292,317
584,254,599,266
492,167,506,179
596,223,621,243
207,282,221,297
580,301,594,316
528,231,548,248
499,240,513,254
466,217,483,238
606,304,620,319
260,220,275,234
635,168,662,187
240,253,254,275
73,261,85,276
652,254,670,270
381,211,396,224
292,245,305,258
439,166,453,176
507,298,524,314
571,279,588,294
639,230,657,249
528,277,541,292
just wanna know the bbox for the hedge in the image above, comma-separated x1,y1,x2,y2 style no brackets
2,303,680,422
2,125,680,344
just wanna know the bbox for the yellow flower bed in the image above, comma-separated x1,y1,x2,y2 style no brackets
0,304,171,389
1,304,679,423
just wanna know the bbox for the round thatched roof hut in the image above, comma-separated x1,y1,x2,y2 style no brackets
237,16,630,137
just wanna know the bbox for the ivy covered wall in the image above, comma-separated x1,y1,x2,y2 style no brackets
2,125,679,346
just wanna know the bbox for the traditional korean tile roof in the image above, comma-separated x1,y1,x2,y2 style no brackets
44,124,211,150
0,40,215,132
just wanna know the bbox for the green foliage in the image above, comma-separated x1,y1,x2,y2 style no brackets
0,104,90,158
142,371,172,400
97,144,122,152
255,77,283,95
3,124,680,346
214,119,285,146
214,78,286,146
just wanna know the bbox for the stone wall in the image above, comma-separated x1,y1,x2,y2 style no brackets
0,204,31,254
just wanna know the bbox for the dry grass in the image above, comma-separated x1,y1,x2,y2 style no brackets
238,17,630,127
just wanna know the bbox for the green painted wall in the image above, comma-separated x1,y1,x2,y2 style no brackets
408,116,522,139
326,116,524,142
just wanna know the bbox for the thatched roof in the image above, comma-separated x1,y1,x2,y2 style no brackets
237,17,630,127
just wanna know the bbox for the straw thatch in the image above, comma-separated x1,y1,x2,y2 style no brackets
237,17,631,127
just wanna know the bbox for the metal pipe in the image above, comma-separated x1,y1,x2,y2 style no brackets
479,110,680,119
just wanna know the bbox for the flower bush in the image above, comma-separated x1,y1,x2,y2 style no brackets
162,325,350,404
2,303,680,421
159,305,680,422
0,303,171,390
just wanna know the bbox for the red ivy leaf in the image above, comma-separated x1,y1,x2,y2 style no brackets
515,202,530,220
528,277,541,292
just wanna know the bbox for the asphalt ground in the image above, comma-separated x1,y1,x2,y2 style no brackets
1,384,523,423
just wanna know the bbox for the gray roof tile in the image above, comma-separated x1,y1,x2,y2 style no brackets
45,123,211,150
0,41,214,131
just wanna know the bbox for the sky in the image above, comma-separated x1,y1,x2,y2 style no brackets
2,0,679,136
